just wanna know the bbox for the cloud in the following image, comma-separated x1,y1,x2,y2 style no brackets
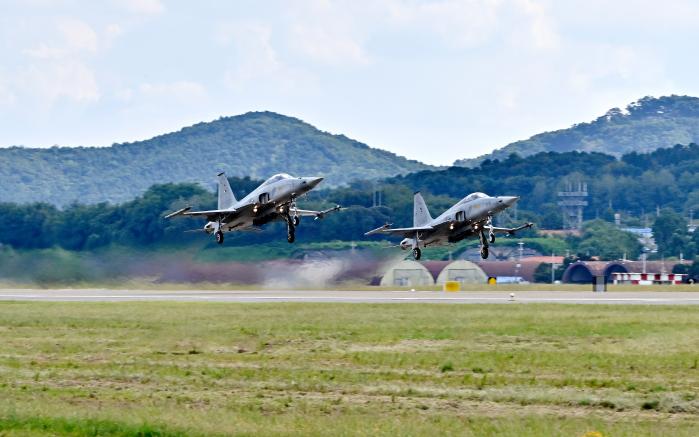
0,74,16,106
138,81,207,101
514,0,559,50
219,23,281,83
21,60,100,104
384,0,503,48
222,24,280,90
24,18,98,59
220,23,315,95
567,44,665,93
114,0,164,15
103,23,124,46
291,24,369,66
287,1,370,66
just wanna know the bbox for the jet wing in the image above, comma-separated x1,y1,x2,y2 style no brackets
490,222,534,235
365,224,434,238
291,205,342,220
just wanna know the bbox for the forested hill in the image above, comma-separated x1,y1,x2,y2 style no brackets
0,111,431,206
455,95,699,167
384,143,699,219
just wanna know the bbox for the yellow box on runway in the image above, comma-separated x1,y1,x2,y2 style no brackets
443,281,460,292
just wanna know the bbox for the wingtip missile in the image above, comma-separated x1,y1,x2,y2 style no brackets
314,205,342,220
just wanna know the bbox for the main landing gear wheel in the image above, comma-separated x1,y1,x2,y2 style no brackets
489,233,495,244
293,215,300,226
215,230,224,245
480,245,489,259
287,226,295,243
412,248,422,260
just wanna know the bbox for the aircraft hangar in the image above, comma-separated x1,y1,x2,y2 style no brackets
561,260,683,284
379,260,488,287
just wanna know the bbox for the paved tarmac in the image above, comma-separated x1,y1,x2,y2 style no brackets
1,289,699,304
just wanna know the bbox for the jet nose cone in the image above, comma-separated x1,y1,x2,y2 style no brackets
500,196,519,207
309,177,324,187
305,177,324,188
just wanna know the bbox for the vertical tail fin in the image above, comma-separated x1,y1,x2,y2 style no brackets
217,172,236,209
413,192,433,227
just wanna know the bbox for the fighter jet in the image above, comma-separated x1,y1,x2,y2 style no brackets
365,192,533,260
165,172,340,244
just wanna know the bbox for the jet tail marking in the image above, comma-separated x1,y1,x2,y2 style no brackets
217,172,236,209
413,192,433,227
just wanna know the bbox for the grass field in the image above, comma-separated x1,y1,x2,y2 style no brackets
1,302,698,436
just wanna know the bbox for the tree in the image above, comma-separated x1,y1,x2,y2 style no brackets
652,209,689,257
685,257,699,283
533,263,552,283
576,220,642,261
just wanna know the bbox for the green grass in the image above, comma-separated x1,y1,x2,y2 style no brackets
1,302,699,436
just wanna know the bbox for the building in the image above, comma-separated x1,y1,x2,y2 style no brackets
378,260,488,287
434,260,487,285
476,259,547,283
562,260,687,284
622,227,656,252
379,260,435,287
612,272,685,285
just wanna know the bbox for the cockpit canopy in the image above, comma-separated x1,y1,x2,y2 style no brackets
261,173,293,186
459,192,489,204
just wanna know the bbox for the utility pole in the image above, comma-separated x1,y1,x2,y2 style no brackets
642,251,647,274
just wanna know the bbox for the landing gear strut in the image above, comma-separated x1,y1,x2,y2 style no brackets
412,248,422,260
284,214,296,243
479,230,489,259
480,245,489,259
290,198,300,227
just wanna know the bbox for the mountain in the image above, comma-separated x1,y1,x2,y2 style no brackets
455,95,699,166
0,112,432,206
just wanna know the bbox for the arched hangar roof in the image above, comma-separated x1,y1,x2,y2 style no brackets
436,260,488,284
562,261,628,284
380,259,435,287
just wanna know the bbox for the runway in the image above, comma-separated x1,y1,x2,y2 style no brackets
1,289,699,304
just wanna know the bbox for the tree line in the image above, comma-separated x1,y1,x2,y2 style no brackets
0,146,698,261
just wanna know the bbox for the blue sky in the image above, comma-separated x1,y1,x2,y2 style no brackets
1,0,698,165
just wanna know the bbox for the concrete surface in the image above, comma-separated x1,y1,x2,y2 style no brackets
1,289,699,304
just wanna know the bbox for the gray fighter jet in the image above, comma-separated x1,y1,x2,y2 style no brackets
365,192,532,260
165,173,340,244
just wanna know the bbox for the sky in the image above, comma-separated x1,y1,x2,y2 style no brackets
1,0,699,165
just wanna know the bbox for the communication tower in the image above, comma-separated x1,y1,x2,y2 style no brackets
557,181,588,229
